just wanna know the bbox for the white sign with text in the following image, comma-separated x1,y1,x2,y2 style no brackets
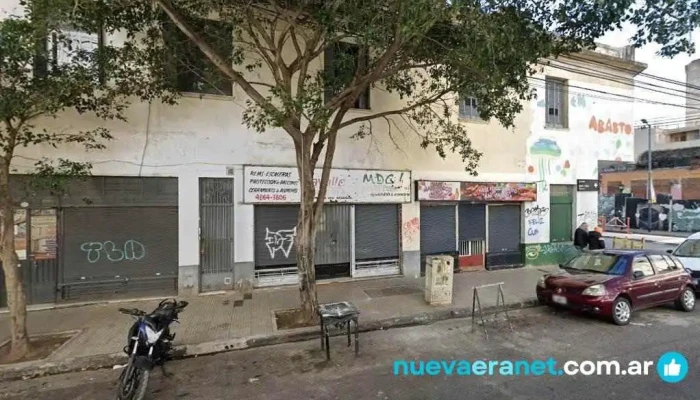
243,166,412,203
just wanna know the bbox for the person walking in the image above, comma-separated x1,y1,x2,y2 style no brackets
588,226,606,250
574,222,589,250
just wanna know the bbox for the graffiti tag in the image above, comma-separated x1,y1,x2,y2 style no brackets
524,205,549,217
264,227,297,259
362,172,405,185
588,116,633,135
80,240,146,263
402,217,420,243
577,210,598,227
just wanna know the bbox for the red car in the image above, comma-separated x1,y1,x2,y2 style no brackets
536,250,696,325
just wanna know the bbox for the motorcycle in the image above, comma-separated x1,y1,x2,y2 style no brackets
116,299,188,400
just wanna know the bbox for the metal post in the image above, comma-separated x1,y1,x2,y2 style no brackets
643,120,652,232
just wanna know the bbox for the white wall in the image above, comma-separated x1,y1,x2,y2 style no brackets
523,69,637,244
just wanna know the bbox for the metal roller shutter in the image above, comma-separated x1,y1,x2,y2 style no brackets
61,207,178,301
458,204,486,241
254,205,351,283
487,205,521,252
486,205,522,268
254,205,299,268
420,205,456,255
355,204,399,260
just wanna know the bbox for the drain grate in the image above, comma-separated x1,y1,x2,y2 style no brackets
364,286,422,298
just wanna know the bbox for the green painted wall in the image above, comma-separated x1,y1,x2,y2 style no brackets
523,242,580,266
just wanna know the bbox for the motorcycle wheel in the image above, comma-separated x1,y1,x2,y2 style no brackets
116,364,150,400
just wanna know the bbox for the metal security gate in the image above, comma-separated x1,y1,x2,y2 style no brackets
60,207,178,301
486,205,522,269
199,178,235,292
420,205,457,275
254,205,351,286
0,209,59,307
354,204,400,277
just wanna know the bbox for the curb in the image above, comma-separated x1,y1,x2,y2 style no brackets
0,299,541,382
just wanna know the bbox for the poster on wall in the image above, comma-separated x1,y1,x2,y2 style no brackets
415,181,460,201
31,209,57,260
416,181,537,202
243,165,412,203
13,210,27,260
460,182,537,202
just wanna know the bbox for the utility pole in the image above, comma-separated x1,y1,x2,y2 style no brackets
641,119,652,232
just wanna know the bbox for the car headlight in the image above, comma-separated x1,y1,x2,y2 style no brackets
537,276,547,288
582,284,607,297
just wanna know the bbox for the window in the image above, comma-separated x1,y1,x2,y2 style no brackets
162,17,233,96
324,42,370,109
459,96,483,120
545,77,568,128
563,254,624,275
34,24,105,81
661,255,681,271
632,256,655,278
673,239,700,257
649,254,674,273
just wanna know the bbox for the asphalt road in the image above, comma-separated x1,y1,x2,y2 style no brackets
1,303,698,400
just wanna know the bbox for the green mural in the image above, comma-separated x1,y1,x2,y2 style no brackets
523,242,580,266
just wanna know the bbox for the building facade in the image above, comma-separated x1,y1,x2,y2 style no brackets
522,46,645,266
0,1,646,304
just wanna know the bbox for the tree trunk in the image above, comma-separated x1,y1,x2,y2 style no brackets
0,161,30,361
296,191,319,323
295,135,320,323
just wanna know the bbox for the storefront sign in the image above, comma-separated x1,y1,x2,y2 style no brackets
244,166,412,203
461,182,537,202
416,181,537,202
415,181,461,201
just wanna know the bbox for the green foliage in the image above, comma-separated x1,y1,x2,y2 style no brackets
0,0,174,199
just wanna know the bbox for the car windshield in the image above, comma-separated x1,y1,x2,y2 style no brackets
674,239,700,257
562,253,625,275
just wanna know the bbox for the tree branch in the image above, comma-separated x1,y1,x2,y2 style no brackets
338,89,451,129
325,21,405,111
312,105,349,222
153,0,303,139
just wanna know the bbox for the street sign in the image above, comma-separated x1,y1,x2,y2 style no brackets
577,179,599,191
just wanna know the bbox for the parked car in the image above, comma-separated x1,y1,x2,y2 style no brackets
536,250,695,325
667,232,700,289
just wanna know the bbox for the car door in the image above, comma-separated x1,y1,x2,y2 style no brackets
648,254,684,303
627,255,662,308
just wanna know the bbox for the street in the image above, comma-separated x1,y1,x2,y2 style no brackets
1,305,698,400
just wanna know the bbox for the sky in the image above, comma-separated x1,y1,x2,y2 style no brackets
599,25,700,128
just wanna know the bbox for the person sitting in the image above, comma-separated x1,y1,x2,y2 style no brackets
574,222,589,250
588,226,606,250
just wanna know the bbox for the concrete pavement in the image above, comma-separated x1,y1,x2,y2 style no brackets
1,306,697,399
0,266,557,380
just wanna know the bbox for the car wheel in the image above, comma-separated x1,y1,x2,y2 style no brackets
675,287,696,312
611,297,632,326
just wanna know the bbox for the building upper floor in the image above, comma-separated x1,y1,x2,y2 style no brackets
1,0,646,180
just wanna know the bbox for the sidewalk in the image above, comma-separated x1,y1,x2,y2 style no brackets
0,265,556,380
603,230,686,245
